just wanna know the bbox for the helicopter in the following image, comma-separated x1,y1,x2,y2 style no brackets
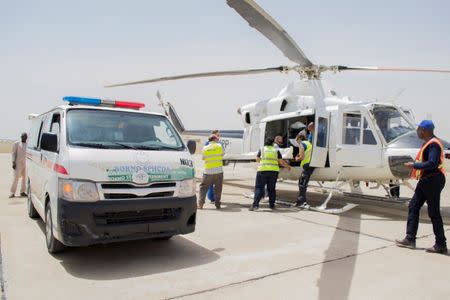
106,0,450,213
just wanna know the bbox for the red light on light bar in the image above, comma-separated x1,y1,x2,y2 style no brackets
53,163,68,175
115,101,145,109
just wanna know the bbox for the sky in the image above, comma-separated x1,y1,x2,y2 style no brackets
2,0,450,140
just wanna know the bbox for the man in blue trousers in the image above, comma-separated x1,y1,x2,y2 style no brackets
396,120,447,254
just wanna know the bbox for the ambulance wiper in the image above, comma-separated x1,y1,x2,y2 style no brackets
71,142,110,149
111,142,138,149
134,145,183,151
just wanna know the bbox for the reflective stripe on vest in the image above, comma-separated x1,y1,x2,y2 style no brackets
411,137,446,180
257,146,280,172
203,142,223,170
301,141,313,167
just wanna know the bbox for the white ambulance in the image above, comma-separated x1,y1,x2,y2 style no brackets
26,96,197,253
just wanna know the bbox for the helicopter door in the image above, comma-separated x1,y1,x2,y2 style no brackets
309,112,330,167
336,109,382,167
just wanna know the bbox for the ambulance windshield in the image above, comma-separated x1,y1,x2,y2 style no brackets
67,109,184,150
371,106,415,143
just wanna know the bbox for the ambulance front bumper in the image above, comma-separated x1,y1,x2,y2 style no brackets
56,196,197,246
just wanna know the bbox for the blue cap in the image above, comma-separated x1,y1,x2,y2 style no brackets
418,120,435,130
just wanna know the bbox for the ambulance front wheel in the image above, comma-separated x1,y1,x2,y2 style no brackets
45,202,65,254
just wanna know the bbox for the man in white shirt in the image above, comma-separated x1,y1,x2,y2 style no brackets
10,133,28,198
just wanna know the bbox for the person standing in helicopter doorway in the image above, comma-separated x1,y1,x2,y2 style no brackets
294,130,314,209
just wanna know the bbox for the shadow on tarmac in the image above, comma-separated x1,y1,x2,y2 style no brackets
34,220,220,280
317,212,361,300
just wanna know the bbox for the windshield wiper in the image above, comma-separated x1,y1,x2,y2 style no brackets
134,145,183,151
71,142,110,149
111,142,138,149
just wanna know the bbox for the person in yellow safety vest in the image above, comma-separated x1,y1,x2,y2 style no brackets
249,137,291,211
294,130,314,209
396,120,447,254
198,134,224,210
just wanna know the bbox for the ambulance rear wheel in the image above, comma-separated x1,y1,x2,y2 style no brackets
27,181,39,219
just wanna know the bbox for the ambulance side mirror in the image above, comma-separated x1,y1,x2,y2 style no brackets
187,140,196,154
41,133,58,152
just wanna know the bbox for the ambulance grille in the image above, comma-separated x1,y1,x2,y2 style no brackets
103,192,174,199
99,182,177,200
101,182,176,189
94,208,181,225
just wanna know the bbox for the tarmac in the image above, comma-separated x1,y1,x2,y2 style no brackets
0,153,449,300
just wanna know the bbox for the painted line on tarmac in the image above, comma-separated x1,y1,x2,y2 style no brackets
167,244,393,300
280,213,395,243
0,234,6,300
168,229,450,299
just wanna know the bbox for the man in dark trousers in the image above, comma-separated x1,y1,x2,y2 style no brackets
396,120,447,254
249,137,291,211
294,131,314,209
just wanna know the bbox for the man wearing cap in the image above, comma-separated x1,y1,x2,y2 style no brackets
198,134,224,209
396,120,447,254
9,133,28,198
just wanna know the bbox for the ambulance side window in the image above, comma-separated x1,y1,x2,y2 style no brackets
28,117,44,150
343,113,361,145
50,113,61,151
38,115,52,150
363,117,377,145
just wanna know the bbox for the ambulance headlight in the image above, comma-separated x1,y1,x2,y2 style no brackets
59,179,99,202
176,179,196,198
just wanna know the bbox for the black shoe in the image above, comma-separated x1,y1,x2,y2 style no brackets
20,192,27,197
249,206,258,211
215,205,221,210
395,237,416,249
425,244,448,254
269,205,275,210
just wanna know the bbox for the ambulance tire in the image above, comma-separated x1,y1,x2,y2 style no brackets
27,182,39,219
45,203,65,254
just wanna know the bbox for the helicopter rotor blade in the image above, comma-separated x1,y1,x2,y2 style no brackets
337,66,450,74
105,66,288,87
227,0,313,67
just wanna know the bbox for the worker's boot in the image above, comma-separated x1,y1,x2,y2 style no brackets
425,244,448,254
395,237,416,249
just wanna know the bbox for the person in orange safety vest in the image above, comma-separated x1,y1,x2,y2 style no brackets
396,120,447,254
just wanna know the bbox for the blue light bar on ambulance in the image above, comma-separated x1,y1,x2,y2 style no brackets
63,96,145,109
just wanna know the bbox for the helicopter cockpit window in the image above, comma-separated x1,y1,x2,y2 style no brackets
372,106,414,143
343,113,361,145
363,117,377,145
